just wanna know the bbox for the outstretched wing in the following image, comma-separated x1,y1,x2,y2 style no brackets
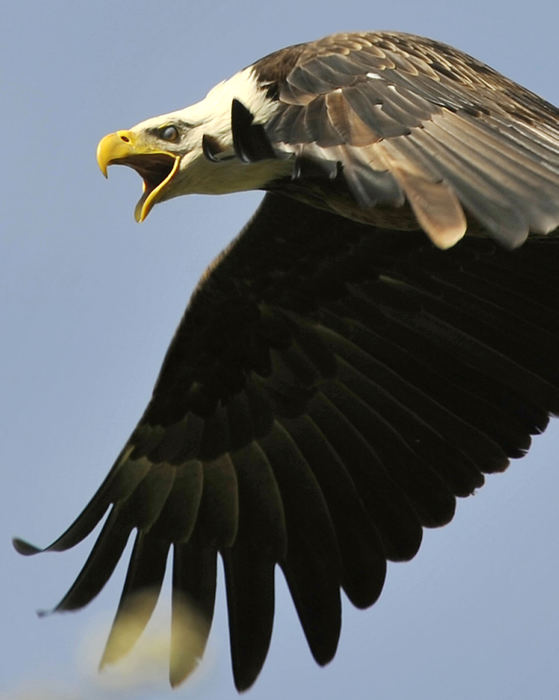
15,192,559,690
255,32,559,248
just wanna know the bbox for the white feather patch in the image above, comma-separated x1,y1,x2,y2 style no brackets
128,67,289,199
134,67,277,151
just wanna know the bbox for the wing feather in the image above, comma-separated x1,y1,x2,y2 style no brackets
257,421,342,663
100,532,169,667
170,543,217,687
51,505,134,612
222,441,285,690
279,414,386,608
20,186,559,687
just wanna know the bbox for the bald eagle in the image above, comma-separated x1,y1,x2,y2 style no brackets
15,31,559,691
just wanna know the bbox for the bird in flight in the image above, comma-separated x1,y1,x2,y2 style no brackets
15,31,559,691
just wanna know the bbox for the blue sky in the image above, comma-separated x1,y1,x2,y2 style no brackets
2,1,559,698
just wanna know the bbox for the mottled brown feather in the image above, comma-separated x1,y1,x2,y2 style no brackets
260,31,559,247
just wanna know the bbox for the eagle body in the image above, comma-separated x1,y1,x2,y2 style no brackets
17,30,559,691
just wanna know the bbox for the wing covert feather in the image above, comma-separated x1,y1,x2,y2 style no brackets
260,32,559,247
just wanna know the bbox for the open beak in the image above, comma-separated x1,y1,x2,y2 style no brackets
96,131,180,221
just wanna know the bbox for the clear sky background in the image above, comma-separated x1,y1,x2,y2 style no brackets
2,1,559,699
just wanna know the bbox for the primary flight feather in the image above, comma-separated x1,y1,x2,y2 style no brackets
15,30,559,691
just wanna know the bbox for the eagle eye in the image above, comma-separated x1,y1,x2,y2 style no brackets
160,125,179,142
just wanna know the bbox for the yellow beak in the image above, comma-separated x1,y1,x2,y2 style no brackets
96,130,180,222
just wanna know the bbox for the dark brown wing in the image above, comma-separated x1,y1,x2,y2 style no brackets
258,32,559,248
14,192,559,690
